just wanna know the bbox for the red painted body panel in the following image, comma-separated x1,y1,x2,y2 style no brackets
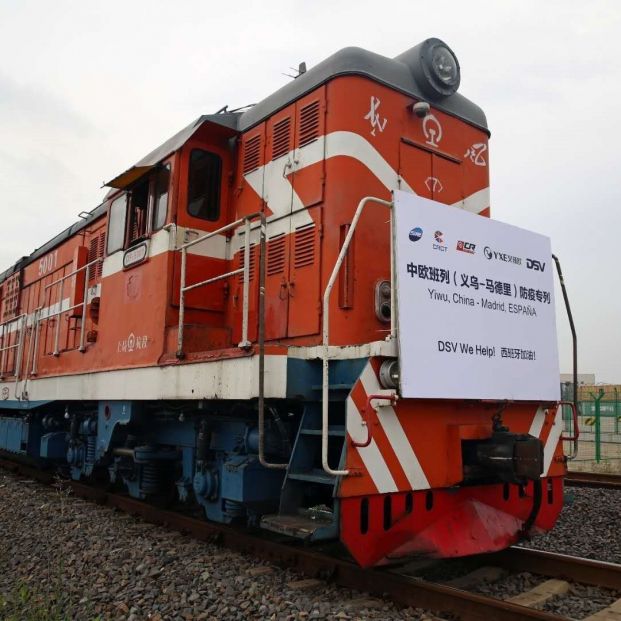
340,478,563,567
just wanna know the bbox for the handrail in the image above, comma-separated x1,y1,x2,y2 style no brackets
322,196,393,477
173,212,285,470
256,216,286,470
43,257,102,291
552,254,579,461
559,400,580,450
20,307,42,398
175,213,264,358
352,393,398,448
0,314,27,382
30,308,42,376
42,257,102,355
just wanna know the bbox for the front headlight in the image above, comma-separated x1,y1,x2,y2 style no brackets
408,38,461,98
431,44,460,90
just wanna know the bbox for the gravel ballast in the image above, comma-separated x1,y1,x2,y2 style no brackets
2,471,620,620
524,487,621,563
0,472,430,621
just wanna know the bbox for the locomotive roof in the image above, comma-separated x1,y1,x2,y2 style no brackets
0,201,108,284
106,42,488,189
1,41,488,284
237,44,488,133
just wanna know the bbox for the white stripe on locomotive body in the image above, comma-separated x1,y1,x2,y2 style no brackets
102,226,228,279
542,407,563,477
359,363,430,490
95,130,489,277
325,132,415,194
0,354,288,402
458,187,490,214
288,340,398,360
242,131,414,234
528,406,546,438
238,131,488,252
527,405,563,476
346,395,399,493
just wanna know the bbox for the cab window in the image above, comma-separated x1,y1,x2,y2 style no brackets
107,194,127,254
127,177,149,245
153,165,170,231
187,149,221,221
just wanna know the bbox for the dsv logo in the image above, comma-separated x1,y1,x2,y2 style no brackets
526,258,546,272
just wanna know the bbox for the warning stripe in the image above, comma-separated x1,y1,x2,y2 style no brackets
542,407,563,476
348,364,560,491
528,405,563,477
347,362,430,492
349,381,411,490
346,395,397,494
359,364,430,490
528,406,546,438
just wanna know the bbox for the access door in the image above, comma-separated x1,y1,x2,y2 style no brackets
399,140,433,198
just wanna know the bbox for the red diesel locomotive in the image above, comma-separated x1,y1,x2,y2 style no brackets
0,38,571,567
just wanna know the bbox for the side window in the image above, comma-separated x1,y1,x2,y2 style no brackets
187,149,221,221
107,194,127,254
153,164,170,231
127,177,149,245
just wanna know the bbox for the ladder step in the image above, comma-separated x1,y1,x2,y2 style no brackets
288,470,335,485
300,426,345,437
260,512,334,540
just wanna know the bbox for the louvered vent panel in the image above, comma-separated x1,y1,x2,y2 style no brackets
272,118,291,160
88,232,106,280
298,101,320,147
88,238,98,280
294,225,316,269
1,273,20,322
243,135,261,175
96,233,106,278
238,244,256,282
267,234,286,275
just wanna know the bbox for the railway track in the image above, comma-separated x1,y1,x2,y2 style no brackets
1,456,620,621
565,471,621,490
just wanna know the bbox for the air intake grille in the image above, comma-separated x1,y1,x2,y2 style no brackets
267,234,286,275
243,135,261,175
1,273,20,322
272,118,291,160
88,232,106,280
294,224,315,269
298,101,320,147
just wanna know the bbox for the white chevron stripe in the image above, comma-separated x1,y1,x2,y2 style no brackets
528,406,546,438
359,364,430,490
325,132,414,194
346,395,398,493
452,187,490,214
240,130,488,252
542,407,563,476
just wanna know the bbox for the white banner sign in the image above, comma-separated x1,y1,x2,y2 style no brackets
393,190,560,401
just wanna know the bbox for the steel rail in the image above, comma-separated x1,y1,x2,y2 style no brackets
565,471,621,490
2,456,619,621
489,546,621,590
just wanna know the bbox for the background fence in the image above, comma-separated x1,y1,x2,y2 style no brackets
561,383,621,472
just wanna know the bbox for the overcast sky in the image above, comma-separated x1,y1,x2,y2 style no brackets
0,0,619,381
